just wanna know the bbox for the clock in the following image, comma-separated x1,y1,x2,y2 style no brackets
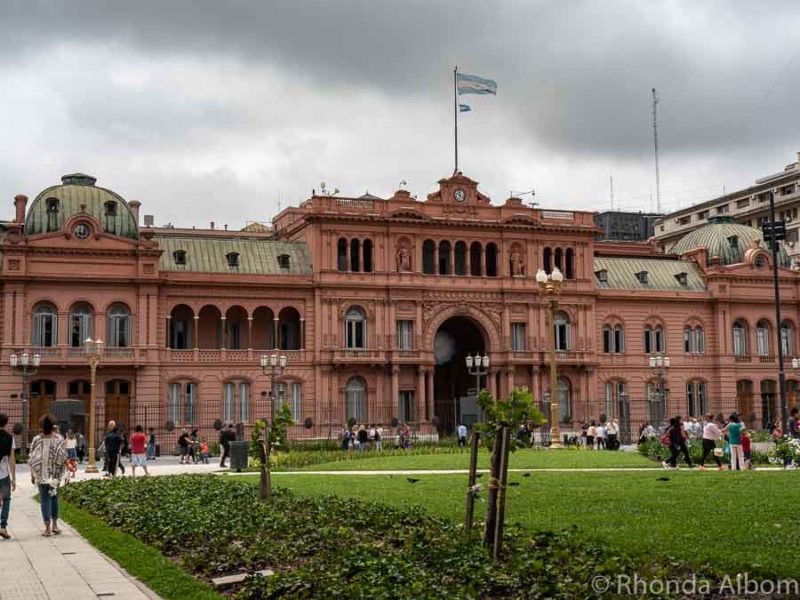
73,223,90,240
454,189,466,202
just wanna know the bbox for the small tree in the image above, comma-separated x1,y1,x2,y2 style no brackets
476,387,545,559
251,404,295,500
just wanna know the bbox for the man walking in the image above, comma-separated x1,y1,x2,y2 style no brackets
457,423,468,447
606,419,619,450
0,413,17,539
104,426,122,478
219,423,236,468
147,427,157,460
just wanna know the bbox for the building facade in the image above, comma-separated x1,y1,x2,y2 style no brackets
2,172,799,450
654,152,800,261
594,211,662,242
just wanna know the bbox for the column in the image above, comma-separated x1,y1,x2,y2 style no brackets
465,247,472,276
507,367,515,395
416,367,426,423
247,316,253,350
220,316,227,349
426,370,434,421
193,316,199,349
433,244,440,275
300,319,306,350
346,240,351,272
479,247,485,276
165,316,171,349
273,317,279,350
488,369,497,399
391,367,400,422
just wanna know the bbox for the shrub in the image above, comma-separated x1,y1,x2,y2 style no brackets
61,476,715,599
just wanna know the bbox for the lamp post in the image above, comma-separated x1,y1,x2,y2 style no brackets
9,350,41,449
648,353,670,428
260,353,287,418
536,267,564,449
84,337,104,473
466,353,490,421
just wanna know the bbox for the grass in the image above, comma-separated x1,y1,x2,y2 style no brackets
268,468,800,577
59,500,222,600
291,447,657,471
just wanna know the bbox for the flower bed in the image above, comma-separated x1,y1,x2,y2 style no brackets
60,475,711,599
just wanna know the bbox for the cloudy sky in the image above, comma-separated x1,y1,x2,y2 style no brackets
2,1,800,228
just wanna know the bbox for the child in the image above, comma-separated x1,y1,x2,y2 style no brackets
199,439,209,464
741,429,753,470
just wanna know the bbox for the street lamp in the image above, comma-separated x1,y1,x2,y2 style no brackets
465,353,490,423
85,337,104,473
648,354,670,428
260,353,288,418
536,267,564,449
9,350,41,449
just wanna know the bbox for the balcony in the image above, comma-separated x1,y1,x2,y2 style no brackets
734,355,752,363
166,348,308,363
332,349,385,364
758,355,775,364
31,346,141,364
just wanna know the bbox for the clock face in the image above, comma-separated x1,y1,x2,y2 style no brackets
454,189,466,203
73,223,90,240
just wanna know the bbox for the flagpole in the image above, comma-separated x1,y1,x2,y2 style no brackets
454,66,458,173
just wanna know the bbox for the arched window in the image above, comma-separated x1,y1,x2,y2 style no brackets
422,240,436,274
485,242,498,277
781,321,794,357
543,247,552,273
603,324,624,354
169,305,194,350
761,379,777,427
337,238,348,271
350,238,361,272
32,302,58,347
173,250,187,266
107,303,132,348
438,240,452,275
554,311,570,351
226,252,240,268
557,377,572,423
554,248,563,271
104,200,118,234
732,320,748,356
345,307,366,349
222,381,251,423
756,320,771,356
46,198,59,232
454,241,467,275
277,254,291,270
168,381,197,425
686,380,707,417
278,307,301,350
345,377,367,422
363,239,373,273
289,382,302,421
470,242,482,276
644,324,665,354
604,380,627,419
70,303,93,348
565,248,575,279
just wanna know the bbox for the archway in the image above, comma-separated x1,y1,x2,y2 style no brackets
433,316,486,434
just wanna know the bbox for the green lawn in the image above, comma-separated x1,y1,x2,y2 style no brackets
269,469,800,577
293,447,657,471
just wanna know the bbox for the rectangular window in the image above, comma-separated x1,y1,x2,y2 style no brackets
511,323,527,351
239,382,251,423
555,323,569,351
733,329,747,356
276,382,287,404
33,314,57,347
736,198,750,209
289,382,302,422
756,328,770,356
603,328,612,353
109,315,131,347
396,320,414,350
695,329,705,354
644,329,652,354
168,383,181,424
184,383,196,425
398,391,414,423
614,328,624,353
781,327,793,357
223,382,235,422
70,313,91,347
346,320,365,349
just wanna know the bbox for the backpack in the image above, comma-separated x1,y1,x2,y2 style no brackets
660,428,671,446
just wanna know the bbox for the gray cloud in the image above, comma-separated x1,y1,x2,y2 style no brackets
1,0,800,224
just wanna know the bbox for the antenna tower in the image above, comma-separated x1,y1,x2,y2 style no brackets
651,88,661,213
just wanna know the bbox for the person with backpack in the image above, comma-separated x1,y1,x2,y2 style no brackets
219,424,236,467
0,412,17,539
662,416,693,469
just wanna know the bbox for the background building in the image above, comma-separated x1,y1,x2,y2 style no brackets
594,211,662,241
654,152,800,261
1,172,798,451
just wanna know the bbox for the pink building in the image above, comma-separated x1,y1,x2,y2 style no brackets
1,172,798,449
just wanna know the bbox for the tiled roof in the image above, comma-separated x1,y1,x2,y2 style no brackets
154,236,312,275
593,257,705,291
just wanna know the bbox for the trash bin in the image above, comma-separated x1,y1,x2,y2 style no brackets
229,440,250,472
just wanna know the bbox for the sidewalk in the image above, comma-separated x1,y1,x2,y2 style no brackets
2,458,219,600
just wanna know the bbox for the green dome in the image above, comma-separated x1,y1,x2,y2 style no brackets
670,216,789,266
24,174,139,239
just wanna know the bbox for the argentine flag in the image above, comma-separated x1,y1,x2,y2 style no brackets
456,72,497,95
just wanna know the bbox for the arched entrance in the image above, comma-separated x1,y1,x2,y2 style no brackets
433,316,486,433
29,379,56,439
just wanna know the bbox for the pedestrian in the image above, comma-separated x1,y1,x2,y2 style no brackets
698,413,723,470
340,425,351,451
375,424,383,452
118,428,129,475
28,414,67,537
402,422,412,449
189,428,199,463
199,438,209,464
662,416,693,469
104,426,123,478
586,421,596,449
595,422,606,450
178,430,191,464
0,412,17,539
606,419,619,450
147,427,157,460
129,425,149,477
789,407,799,439
65,430,77,460
219,424,236,467
357,425,369,452
457,422,468,447
102,420,116,473
722,413,746,471
76,432,86,463
368,424,376,450
741,429,753,470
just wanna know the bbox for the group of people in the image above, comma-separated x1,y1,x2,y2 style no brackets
100,421,154,478
176,428,212,465
657,412,756,470
340,423,411,451
579,419,623,450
